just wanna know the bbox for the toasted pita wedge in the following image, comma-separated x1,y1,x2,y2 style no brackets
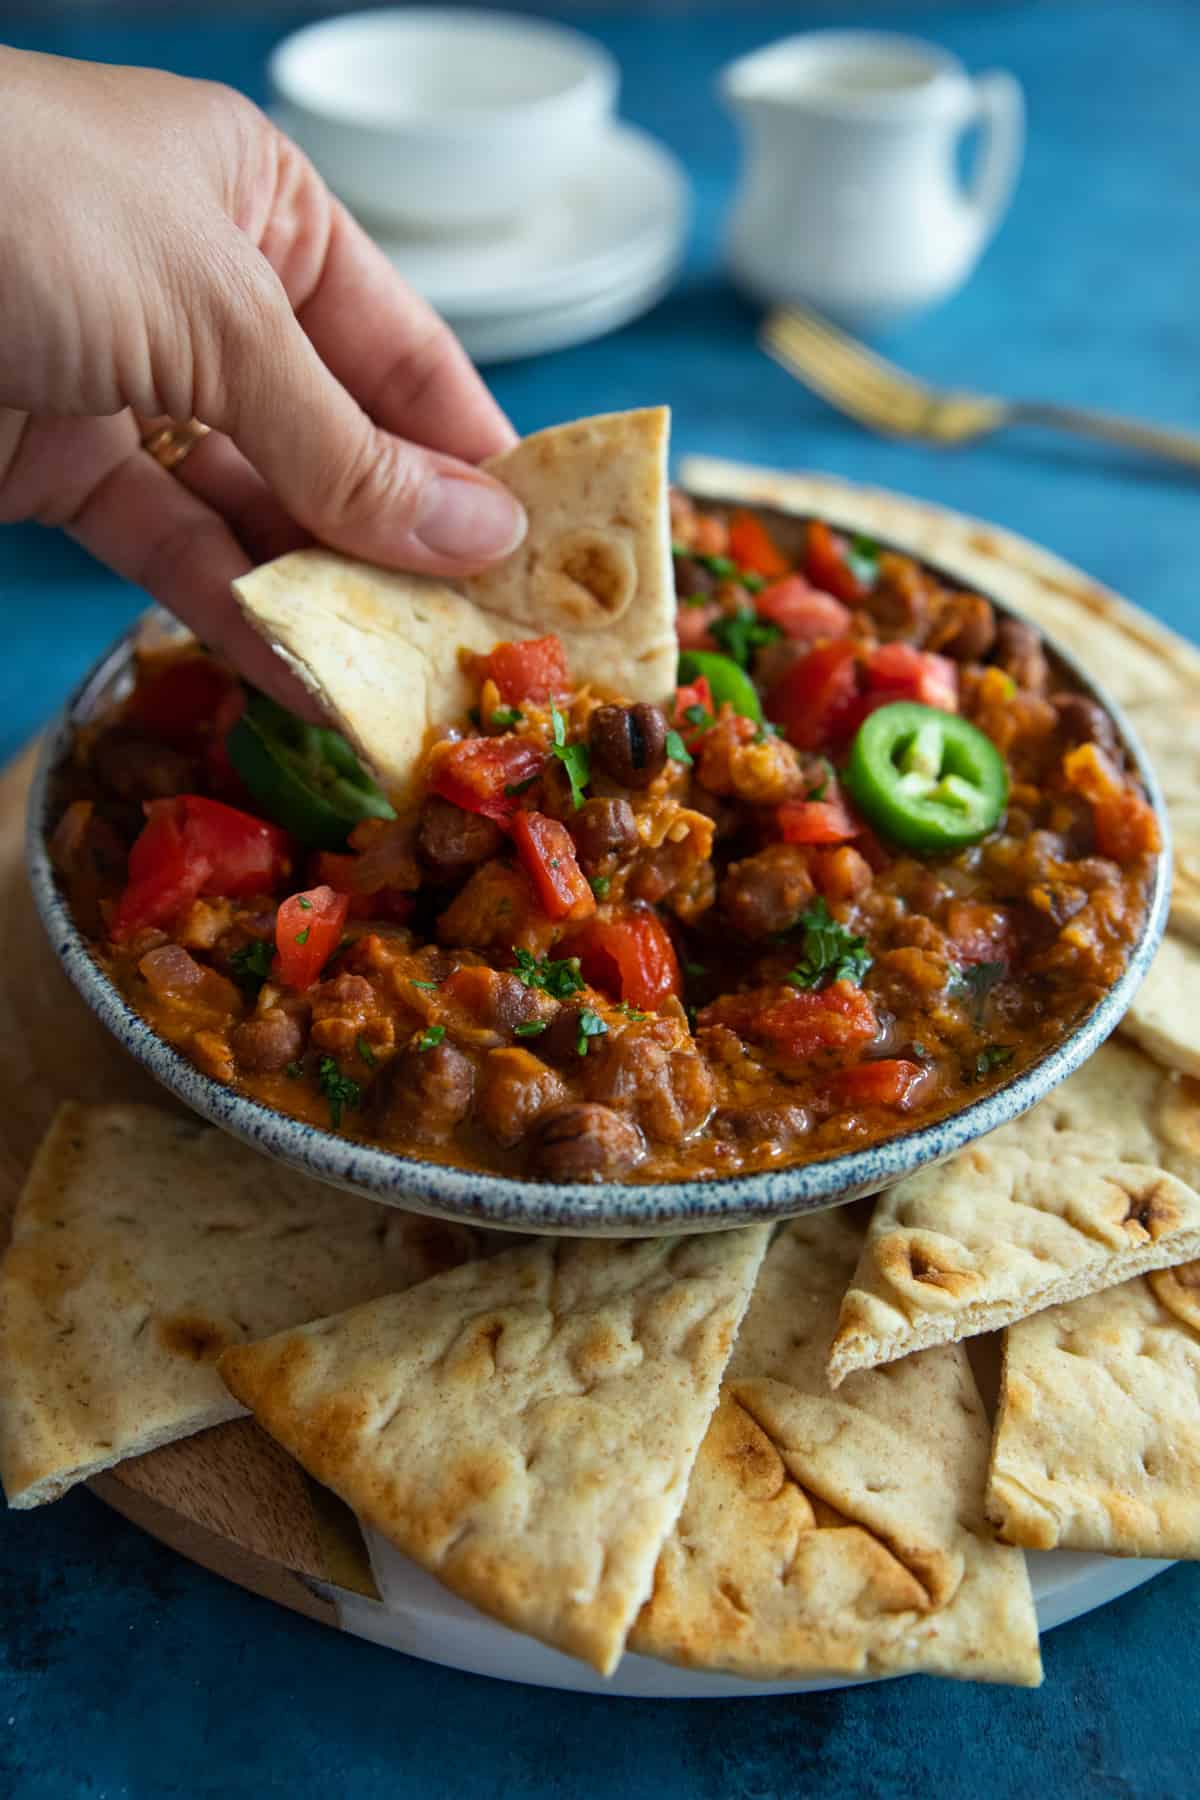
680,457,1200,942
631,1212,1040,1686
828,1043,1200,1386
0,1104,481,1508
232,409,675,801
219,1226,769,1675
1121,932,1200,1079
987,1268,1200,1557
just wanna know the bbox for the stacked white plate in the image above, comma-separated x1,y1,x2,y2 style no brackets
360,123,689,364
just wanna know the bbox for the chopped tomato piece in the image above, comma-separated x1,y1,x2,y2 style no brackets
676,603,723,651
309,851,412,922
700,980,878,1059
766,640,861,750
484,636,569,705
803,519,866,604
822,1059,928,1111
274,885,351,990
946,900,1014,965
560,908,682,1012
1063,743,1162,864
430,737,545,822
866,642,959,713
672,674,716,746
125,656,238,741
777,793,859,845
511,811,596,923
755,576,852,644
728,509,791,580
111,796,291,942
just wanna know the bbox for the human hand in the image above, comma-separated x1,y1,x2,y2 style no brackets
0,49,526,711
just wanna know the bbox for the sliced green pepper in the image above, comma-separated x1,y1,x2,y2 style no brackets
226,693,396,849
677,650,763,724
845,701,1008,852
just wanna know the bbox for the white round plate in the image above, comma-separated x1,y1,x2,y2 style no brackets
357,123,688,317
451,243,681,364
315,1529,1172,1698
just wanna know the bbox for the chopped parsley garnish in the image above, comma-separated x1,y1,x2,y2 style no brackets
549,702,590,810
229,939,273,997
973,1044,1014,1079
911,1041,929,1061
294,927,311,946
514,1020,548,1039
709,607,782,670
665,729,693,767
806,756,835,801
511,947,585,999
356,1037,376,1067
740,570,766,594
297,895,313,911
415,1025,446,1052
616,1002,647,1021
491,706,523,729
846,533,880,588
683,703,713,730
785,899,873,990
948,961,1006,1023
575,1008,609,1056
590,874,611,899
284,1060,303,1079
410,978,440,990
753,721,782,744
504,773,540,797
318,1056,360,1127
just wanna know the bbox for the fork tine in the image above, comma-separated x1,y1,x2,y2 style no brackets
772,308,936,403
761,315,929,435
764,311,932,425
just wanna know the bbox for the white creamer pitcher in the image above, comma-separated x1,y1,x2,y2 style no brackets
721,31,1024,329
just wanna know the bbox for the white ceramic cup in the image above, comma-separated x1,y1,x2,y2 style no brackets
269,8,618,234
720,30,1025,329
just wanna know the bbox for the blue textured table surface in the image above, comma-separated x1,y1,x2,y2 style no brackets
2,3,1199,1795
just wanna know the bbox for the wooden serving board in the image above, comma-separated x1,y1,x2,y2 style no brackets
0,747,378,1622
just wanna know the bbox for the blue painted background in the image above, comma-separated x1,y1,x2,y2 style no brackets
2,3,1199,1794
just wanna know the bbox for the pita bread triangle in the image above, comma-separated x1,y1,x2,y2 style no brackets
630,1210,1041,1686
231,409,676,803
987,1264,1200,1558
828,1042,1200,1386
0,1103,482,1508
1122,929,1200,1080
218,1225,769,1675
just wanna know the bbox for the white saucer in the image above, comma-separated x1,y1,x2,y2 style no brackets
359,122,689,318
452,239,681,364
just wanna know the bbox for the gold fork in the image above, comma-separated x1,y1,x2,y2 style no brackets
761,307,1200,472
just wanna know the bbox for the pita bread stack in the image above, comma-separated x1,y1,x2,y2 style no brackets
0,1104,483,1508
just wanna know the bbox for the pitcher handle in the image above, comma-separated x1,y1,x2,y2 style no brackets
967,70,1025,243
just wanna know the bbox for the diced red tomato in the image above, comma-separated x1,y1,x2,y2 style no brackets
676,604,723,651
728,510,791,580
274,886,350,991
672,674,716,746
125,656,238,741
484,636,569,705
110,796,291,942
777,793,859,845
822,1059,928,1111
946,900,1014,965
755,575,852,644
309,851,413,922
766,640,861,750
700,979,878,1060
866,642,959,713
430,737,545,823
511,812,596,923
803,519,866,604
560,908,682,1012
1062,744,1161,864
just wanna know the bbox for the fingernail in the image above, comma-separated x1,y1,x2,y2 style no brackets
415,476,526,562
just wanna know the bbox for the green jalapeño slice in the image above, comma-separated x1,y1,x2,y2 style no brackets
845,701,1008,852
676,649,764,724
226,693,396,849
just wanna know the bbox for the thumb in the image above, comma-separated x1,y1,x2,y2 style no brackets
191,242,525,576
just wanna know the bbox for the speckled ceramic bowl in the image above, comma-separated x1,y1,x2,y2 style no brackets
26,529,1170,1237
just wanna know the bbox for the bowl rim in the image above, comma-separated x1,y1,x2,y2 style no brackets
268,7,620,137
26,510,1172,1236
